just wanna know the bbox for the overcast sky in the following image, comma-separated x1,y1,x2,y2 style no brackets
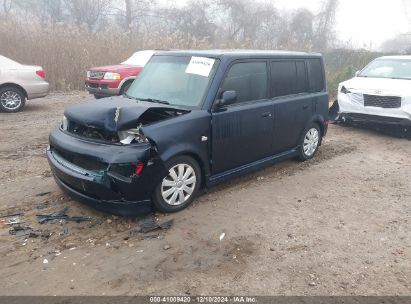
273,0,410,49
169,0,411,50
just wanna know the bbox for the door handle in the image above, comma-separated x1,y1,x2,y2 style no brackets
261,112,272,118
303,104,309,110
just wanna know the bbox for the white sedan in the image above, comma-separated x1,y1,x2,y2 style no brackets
0,55,49,112
337,55,411,127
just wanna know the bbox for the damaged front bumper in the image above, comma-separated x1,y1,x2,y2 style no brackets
338,91,411,126
47,128,167,216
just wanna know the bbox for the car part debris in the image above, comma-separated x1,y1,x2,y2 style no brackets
0,211,23,218
88,218,103,228
28,229,52,238
9,225,51,238
36,207,91,224
137,215,174,233
6,217,24,225
140,233,160,240
9,226,30,237
35,191,51,197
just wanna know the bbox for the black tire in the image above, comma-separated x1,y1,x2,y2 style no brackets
152,155,202,213
93,94,105,99
297,123,322,161
120,81,133,95
0,86,26,113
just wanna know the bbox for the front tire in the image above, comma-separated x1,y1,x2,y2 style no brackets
152,156,201,213
298,123,322,161
0,87,25,112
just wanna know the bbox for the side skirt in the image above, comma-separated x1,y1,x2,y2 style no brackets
206,148,299,187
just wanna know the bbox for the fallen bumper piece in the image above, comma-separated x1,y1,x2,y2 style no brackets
36,207,91,224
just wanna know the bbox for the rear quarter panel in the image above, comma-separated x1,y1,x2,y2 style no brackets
0,67,49,98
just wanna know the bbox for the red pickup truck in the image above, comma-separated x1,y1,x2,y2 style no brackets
85,50,154,99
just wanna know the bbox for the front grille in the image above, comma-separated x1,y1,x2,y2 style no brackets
66,120,119,143
364,94,401,108
89,71,105,79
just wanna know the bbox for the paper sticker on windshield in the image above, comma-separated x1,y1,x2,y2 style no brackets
185,57,215,77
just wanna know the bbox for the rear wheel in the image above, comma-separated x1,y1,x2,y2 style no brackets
152,156,201,213
0,87,25,113
298,123,321,161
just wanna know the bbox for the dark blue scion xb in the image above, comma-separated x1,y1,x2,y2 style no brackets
47,50,329,215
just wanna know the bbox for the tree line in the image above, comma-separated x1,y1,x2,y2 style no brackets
1,0,339,52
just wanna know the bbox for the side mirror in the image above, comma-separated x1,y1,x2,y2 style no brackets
217,90,237,107
355,70,360,77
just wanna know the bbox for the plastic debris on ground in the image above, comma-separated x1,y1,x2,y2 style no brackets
36,207,91,224
220,232,226,241
0,211,24,218
137,214,174,233
9,225,51,238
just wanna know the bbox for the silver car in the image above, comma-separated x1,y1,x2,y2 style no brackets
0,55,49,112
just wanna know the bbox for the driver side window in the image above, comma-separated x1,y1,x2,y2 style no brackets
221,61,268,104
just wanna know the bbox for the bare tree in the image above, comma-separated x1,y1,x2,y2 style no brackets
64,0,110,31
314,0,339,51
2,0,12,16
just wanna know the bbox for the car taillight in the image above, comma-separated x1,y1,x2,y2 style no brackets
36,70,46,79
134,162,145,176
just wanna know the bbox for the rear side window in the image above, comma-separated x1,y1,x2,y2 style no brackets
271,61,308,97
307,59,325,93
221,61,268,103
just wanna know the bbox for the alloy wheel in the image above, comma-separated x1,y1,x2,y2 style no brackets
303,128,319,157
0,90,22,111
161,163,197,206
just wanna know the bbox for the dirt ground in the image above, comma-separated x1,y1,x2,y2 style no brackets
0,92,410,296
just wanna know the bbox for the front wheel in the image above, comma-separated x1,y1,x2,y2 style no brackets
298,123,322,161
0,87,25,112
152,156,201,213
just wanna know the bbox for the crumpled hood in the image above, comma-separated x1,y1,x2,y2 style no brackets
64,96,189,132
341,77,411,96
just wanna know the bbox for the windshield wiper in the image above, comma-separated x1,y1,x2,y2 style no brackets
137,98,170,105
124,92,137,100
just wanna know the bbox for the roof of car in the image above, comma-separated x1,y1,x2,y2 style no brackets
379,55,411,60
154,49,322,59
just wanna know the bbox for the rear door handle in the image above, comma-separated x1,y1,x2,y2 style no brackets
303,104,309,110
261,112,272,118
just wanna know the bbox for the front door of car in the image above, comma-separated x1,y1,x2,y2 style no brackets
211,61,274,174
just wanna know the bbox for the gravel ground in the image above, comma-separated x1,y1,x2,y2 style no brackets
0,92,410,296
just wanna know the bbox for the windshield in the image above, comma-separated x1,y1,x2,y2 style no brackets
359,58,411,80
126,55,218,109
121,50,155,66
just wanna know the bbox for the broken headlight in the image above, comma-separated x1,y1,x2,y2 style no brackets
340,86,351,94
62,115,68,131
118,125,148,145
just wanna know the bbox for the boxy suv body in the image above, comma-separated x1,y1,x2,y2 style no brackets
48,50,329,215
